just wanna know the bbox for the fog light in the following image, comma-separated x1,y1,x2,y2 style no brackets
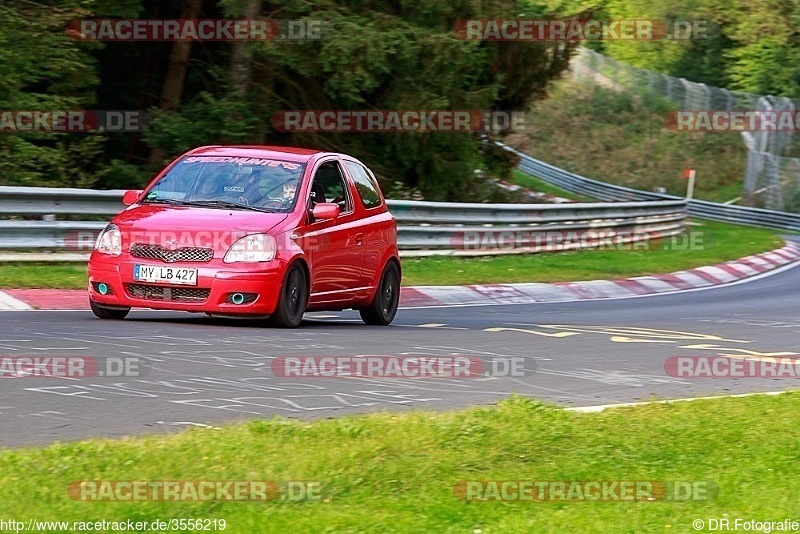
97,283,110,295
225,292,257,305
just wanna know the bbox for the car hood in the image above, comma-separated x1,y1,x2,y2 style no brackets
112,204,288,250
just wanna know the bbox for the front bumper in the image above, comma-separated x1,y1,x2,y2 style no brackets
88,256,284,315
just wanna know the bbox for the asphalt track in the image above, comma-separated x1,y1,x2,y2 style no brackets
1,249,799,448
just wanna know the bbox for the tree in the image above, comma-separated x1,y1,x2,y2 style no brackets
143,0,575,200
0,0,105,187
148,0,203,166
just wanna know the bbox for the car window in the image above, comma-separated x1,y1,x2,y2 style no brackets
310,161,351,212
344,161,383,209
144,156,305,212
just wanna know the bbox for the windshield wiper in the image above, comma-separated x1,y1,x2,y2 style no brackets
181,200,277,213
141,197,185,205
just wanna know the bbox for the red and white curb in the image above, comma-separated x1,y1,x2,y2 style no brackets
1,242,798,311
401,241,800,308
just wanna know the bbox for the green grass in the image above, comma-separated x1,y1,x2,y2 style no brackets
510,169,594,202
0,220,783,289
0,262,88,289
402,219,783,286
2,393,800,532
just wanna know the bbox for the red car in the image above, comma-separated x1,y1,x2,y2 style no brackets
87,146,401,327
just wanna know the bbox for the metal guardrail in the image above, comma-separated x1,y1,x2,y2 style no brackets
0,186,129,215
0,186,687,253
392,199,687,251
503,144,800,232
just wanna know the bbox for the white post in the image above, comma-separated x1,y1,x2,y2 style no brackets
685,169,696,200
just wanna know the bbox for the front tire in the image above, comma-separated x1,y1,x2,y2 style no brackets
89,300,130,320
268,264,308,328
359,262,400,325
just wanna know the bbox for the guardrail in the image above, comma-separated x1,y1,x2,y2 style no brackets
0,186,687,255
392,199,686,252
503,144,800,232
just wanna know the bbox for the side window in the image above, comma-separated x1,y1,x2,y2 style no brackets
310,161,351,212
344,161,383,209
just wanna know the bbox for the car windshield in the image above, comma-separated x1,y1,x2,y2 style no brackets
142,156,306,212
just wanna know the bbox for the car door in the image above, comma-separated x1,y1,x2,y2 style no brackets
296,158,365,305
342,159,392,288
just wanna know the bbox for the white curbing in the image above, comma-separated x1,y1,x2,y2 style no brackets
626,277,681,293
0,292,33,310
692,265,738,283
671,271,715,287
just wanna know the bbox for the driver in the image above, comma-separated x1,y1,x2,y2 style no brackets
281,180,298,201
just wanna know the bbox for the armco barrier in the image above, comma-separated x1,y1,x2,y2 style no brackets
0,186,687,254
502,144,800,232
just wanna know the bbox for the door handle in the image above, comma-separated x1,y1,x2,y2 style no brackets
354,233,364,246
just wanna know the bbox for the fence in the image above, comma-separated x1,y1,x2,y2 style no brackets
0,186,687,256
571,47,800,213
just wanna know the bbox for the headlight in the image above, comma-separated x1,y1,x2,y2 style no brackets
224,233,276,263
94,224,122,256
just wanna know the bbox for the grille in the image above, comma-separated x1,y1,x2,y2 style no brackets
125,284,210,303
130,243,213,263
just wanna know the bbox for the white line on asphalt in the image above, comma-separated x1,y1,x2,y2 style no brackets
567,389,796,413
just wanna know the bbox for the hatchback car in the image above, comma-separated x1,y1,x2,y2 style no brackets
87,146,401,327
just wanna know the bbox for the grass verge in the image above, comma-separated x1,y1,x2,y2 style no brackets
401,219,783,285
505,79,748,204
509,169,594,202
1,393,799,532
0,262,88,289
0,220,784,289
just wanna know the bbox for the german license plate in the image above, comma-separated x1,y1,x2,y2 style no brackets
134,265,197,285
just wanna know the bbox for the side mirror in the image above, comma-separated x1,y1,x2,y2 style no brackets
312,202,340,220
122,190,143,206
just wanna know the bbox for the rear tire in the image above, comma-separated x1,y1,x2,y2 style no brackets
89,300,130,320
359,262,400,325
268,264,307,328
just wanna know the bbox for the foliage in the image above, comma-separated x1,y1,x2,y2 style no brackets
1,0,574,199
537,0,800,97
0,1,107,187
11,0,800,197
507,79,746,202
